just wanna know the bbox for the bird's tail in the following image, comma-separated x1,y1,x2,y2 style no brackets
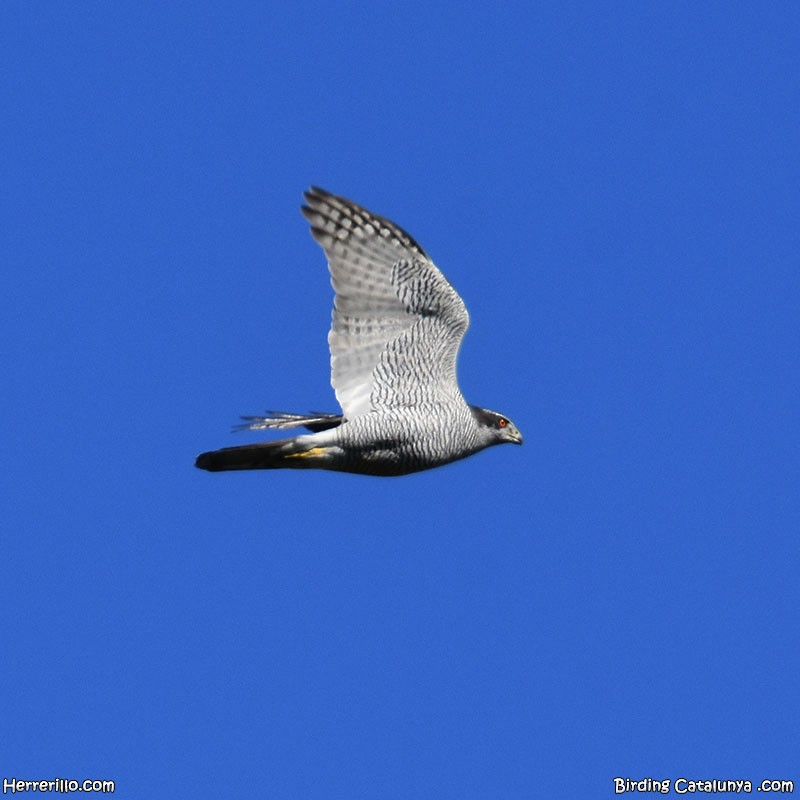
195,435,332,472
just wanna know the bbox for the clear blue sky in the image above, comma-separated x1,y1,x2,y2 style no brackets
3,3,798,798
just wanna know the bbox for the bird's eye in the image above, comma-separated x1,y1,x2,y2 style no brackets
498,418,507,428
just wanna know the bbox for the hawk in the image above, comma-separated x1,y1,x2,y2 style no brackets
195,188,522,476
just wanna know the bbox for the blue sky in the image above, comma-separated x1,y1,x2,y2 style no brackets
3,3,798,798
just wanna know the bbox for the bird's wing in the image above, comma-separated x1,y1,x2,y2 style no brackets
302,187,470,418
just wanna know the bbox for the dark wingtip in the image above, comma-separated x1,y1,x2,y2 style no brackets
303,186,330,206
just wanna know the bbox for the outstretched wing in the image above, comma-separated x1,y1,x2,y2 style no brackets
234,410,343,433
301,187,470,418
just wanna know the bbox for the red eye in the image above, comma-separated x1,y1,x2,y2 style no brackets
498,418,507,428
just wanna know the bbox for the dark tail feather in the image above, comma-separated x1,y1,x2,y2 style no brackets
195,437,302,472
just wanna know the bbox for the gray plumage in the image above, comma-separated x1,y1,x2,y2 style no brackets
195,187,522,476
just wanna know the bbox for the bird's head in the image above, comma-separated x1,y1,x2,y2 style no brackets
469,406,523,446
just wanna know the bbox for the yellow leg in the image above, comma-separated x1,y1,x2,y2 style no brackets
284,447,329,460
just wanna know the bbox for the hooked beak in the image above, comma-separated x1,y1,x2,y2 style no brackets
508,426,523,445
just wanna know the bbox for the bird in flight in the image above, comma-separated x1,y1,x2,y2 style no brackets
195,188,522,476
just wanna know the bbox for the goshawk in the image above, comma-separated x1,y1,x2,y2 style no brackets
195,188,522,476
